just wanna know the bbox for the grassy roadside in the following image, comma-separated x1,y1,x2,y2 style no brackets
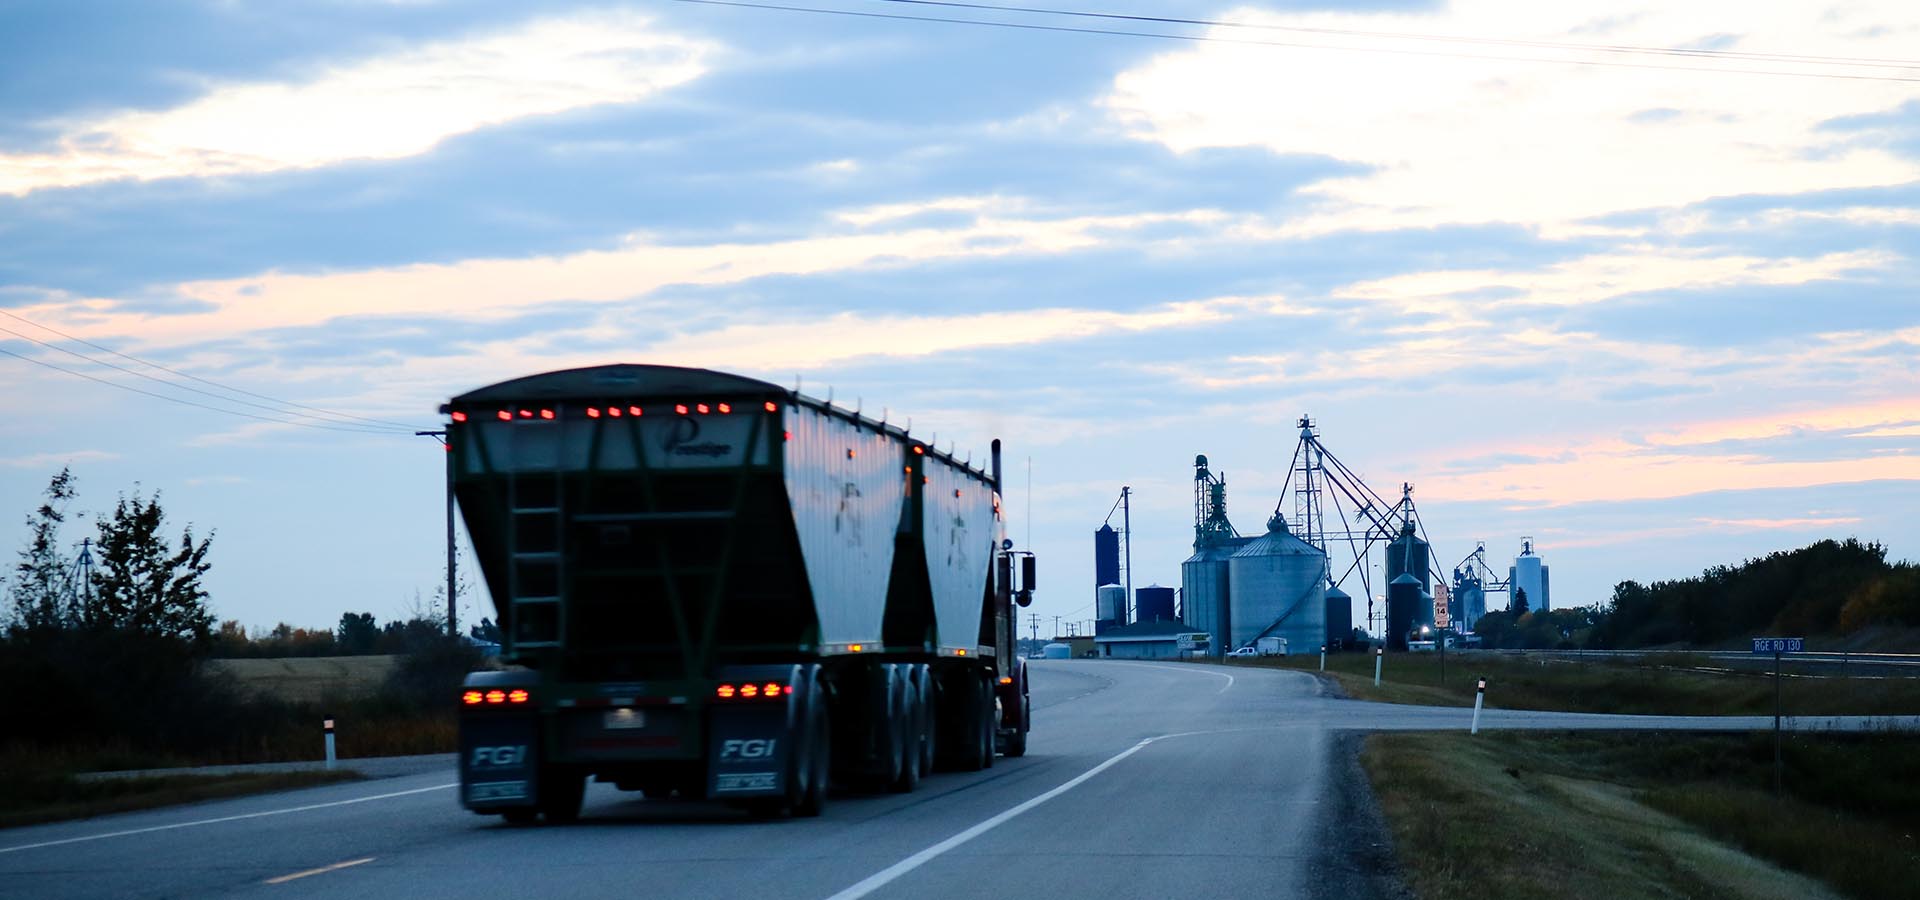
1,768,364,830
1362,731,1920,900
1238,651,1920,715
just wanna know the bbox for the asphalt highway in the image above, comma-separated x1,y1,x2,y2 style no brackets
5,661,1914,900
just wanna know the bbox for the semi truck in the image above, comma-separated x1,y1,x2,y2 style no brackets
444,364,1036,822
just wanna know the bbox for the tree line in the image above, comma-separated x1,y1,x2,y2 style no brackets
1469,538,1920,650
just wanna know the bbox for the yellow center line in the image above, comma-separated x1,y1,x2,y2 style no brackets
263,856,376,885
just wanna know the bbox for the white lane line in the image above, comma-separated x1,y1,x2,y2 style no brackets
1113,662,1235,694
824,738,1159,900
0,783,455,855
263,856,376,885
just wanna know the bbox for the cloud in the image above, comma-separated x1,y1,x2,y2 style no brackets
1696,515,1863,530
1417,397,1920,506
1105,1,1920,231
17,198,1238,346
0,11,711,195
0,449,118,468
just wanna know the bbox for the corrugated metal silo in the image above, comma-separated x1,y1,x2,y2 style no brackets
1226,517,1327,654
1454,571,1487,631
1136,584,1176,623
1182,541,1241,656
1323,584,1352,647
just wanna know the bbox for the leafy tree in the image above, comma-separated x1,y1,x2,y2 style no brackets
9,467,78,632
468,617,501,644
338,612,379,654
1511,586,1530,616
87,489,214,645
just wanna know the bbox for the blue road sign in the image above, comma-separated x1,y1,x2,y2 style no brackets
1752,637,1804,654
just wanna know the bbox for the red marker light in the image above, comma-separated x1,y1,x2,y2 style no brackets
608,407,622,418
539,409,555,420
717,403,731,414
783,685,795,695
696,403,710,414
629,406,643,417
450,411,468,423
507,689,530,704
587,408,601,418
497,410,512,421
717,684,736,699
783,431,792,441
675,404,689,415
462,690,483,705
518,409,533,419
486,690,507,704
954,489,962,498
764,401,778,412
741,684,760,698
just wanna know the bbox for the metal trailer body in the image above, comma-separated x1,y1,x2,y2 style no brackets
445,365,1031,823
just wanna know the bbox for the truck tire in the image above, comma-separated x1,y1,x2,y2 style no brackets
1003,689,1029,758
889,680,922,793
794,703,829,818
501,807,537,825
978,675,996,769
539,767,586,823
917,667,940,771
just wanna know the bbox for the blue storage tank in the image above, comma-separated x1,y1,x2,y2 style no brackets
1094,524,1121,593
1324,584,1352,648
1136,584,1177,623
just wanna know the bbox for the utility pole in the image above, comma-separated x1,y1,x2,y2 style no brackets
1029,612,1040,644
417,429,456,639
1121,485,1132,623
1052,614,1061,639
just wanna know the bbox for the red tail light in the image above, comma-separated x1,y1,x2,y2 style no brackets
717,684,736,699
507,689,530,704
485,690,507,704
717,403,731,414
451,411,468,423
587,408,601,418
675,404,689,415
764,401,778,412
741,684,760,698
462,690,483,705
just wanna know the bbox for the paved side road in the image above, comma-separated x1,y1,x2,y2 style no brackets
4,661,1909,900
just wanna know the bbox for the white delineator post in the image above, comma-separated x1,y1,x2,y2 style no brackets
1374,646,1383,687
1320,646,1326,672
1471,679,1486,735
324,716,337,770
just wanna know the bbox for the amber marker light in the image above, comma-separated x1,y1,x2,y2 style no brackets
485,690,507,704
462,691,484,705
741,684,760,698
507,689,530,704
717,684,736,699
999,676,1013,684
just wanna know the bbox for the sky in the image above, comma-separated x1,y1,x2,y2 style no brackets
2,0,1917,641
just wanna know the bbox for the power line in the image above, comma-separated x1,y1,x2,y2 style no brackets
668,0,1920,83
0,324,420,434
0,345,416,435
0,309,428,431
873,0,1920,71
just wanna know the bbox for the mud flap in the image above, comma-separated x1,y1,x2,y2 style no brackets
461,713,540,810
707,706,790,799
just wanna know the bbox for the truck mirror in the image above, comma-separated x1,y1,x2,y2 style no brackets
1021,555,1037,592
997,555,1013,598
1016,590,1032,608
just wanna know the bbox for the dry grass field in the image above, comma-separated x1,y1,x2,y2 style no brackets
207,655,399,704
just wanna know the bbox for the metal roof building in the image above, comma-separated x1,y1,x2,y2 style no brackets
1091,619,1211,659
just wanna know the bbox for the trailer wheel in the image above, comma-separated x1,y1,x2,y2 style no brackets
539,767,586,823
501,807,537,825
916,668,937,775
794,687,829,817
889,679,922,793
978,675,996,769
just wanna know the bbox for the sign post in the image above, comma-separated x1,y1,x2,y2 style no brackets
1752,637,1803,793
